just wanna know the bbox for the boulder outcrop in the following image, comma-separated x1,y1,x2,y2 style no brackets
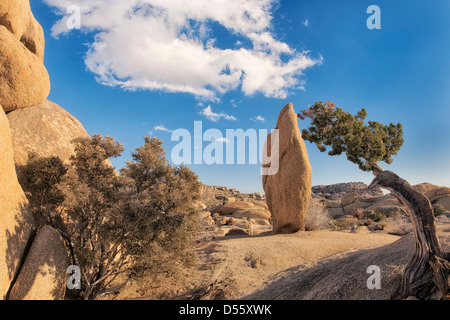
7,100,91,168
8,225,68,300
262,103,313,233
0,0,45,60
0,0,50,112
313,182,383,200
0,107,35,299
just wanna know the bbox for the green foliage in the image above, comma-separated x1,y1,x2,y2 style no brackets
120,137,201,278
370,211,387,222
299,101,404,171
432,203,446,216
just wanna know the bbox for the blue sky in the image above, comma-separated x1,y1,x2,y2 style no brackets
31,0,450,193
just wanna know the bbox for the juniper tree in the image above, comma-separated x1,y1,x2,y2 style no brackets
299,101,450,300
120,137,201,279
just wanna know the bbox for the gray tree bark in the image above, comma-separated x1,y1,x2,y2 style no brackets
368,165,450,299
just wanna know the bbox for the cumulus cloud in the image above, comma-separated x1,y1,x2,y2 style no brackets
45,0,322,99
201,105,236,122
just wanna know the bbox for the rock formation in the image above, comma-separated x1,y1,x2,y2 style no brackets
0,1,72,300
312,182,383,200
262,103,313,233
8,226,69,300
0,0,50,112
0,107,35,299
7,100,91,168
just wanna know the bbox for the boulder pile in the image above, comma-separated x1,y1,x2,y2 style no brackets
0,1,84,300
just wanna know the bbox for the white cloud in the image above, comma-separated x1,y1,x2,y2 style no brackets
45,0,322,99
251,115,265,122
201,105,236,122
303,17,309,27
215,137,230,144
153,125,173,133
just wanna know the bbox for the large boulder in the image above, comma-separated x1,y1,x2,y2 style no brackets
0,0,45,60
7,100,91,169
435,197,450,212
232,207,271,220
262,103,313,233
0,26,50,112
212,201,256,215
0,106,35,299
8,225,68,300
0,0,50,112
425,187,450,203
341,192,360,207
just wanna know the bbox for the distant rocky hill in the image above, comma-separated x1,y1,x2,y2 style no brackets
312,182,384,200
201,181,384,204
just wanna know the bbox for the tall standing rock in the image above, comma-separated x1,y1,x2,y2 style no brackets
0,0,50,112
262,103,313,233
0,106,35,299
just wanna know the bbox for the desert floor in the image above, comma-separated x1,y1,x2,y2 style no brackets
110,217,450,300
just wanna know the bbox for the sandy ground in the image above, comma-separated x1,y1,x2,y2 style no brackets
111,217,450,300
192,230,401,299
113,229,400,299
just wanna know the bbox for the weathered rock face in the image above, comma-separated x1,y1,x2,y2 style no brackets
0,106,35,299
7,100,91,168
0,26,50,113
8,225,68,300
212,201,257,215
0,0,50,112
413,183,450,212
263,103,313,233
0,0,45,60
340,192,360,207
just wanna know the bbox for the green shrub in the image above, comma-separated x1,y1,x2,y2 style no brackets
433,203,446,216
370,211,387,222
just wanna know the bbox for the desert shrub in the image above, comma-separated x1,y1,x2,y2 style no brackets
433,203,446,216
21,151,67,227
119,137,201,278
23,135,201,300
58,134,126,299
386,216,413,236
329,218,355,231
352,208,365,219
370,211,387,222
375,222,387,231
305,198,331,231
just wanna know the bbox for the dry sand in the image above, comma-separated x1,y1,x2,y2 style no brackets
112,218,450,300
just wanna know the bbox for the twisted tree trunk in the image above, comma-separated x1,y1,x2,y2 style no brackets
368,164,450,299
